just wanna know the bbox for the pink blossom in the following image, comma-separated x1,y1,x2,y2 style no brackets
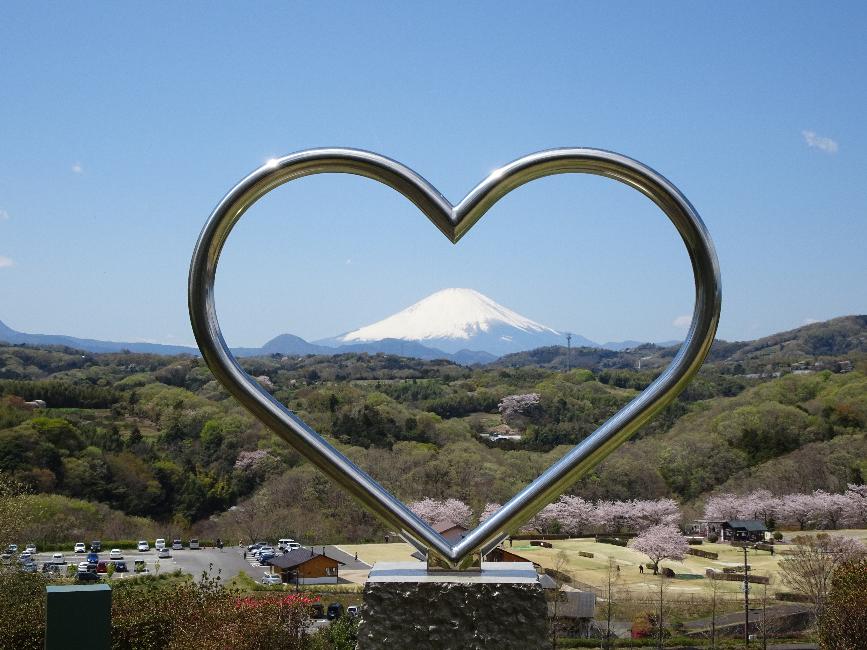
409,498,472,528
479,503,501,523
628,524,689,573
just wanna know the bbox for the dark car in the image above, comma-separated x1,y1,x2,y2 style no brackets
326,603,343,620
113,561,128,572
87,562,98,572
90,540,102,552
76,571,100,583
86,552,99,563
309,604,325,619
96,561,108,574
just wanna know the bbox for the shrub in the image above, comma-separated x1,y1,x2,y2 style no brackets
596,537,628,547
773,531,783,541
687,538,703,545
578,551,594,558
707,532,719,543
0,571,47,650
818,558,867,648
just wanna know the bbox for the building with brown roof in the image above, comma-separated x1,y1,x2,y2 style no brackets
266,548,345,585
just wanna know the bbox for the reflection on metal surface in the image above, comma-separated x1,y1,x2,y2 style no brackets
189,148,721,570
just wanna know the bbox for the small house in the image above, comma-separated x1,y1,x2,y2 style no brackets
721,520,767,542
267,548,344,585
432,520,468,544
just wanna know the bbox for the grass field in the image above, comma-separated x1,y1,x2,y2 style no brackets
339,530,867,597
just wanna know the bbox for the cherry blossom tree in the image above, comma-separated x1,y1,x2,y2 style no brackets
531,502,563,534
628,524,689,574
778,492,819,530
497,393,541,424
552,496,595,535
810,490,853,530
593,500,635,534
844,484,867,527
409,498,472,527
479,502,501,523
702,493,742,521
631,498,681,530
739,489,780,525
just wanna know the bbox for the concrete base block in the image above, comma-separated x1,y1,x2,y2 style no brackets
358,561,549,649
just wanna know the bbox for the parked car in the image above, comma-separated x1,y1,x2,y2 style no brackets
155,538,166,550
6,544,18,553
137,540,149,552
42,562,62,574
21,561,36,573
326,603,343,620
346,606,359,618
18,552,32,563
0,552,12,564
51,553,65,564
277,538,294,550
109,549,123,560
76,571,100,583
189,538,200,550
261,573,282,585
90,540,102,552
96,561,108,573
113,561,128,572
74,542,86,553
87,562,98,572
310,604,325,619
157,548,171,559
87,552,99,563
172,539,182,550
25,543,37,555
77,561,90,572
247,541,268,552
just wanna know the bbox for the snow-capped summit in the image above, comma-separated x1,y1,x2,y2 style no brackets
332,288,571,356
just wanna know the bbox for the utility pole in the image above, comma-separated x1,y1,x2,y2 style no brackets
565,333,572,372
743,546,750,646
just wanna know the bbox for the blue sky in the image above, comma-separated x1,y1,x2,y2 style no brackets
1,2,865,348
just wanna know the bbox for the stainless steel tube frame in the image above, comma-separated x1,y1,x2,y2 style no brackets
188,148,721,570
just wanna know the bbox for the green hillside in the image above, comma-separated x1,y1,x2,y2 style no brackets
0,316,865,544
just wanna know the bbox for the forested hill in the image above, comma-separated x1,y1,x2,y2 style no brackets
494,315,867,374
0,315,864,544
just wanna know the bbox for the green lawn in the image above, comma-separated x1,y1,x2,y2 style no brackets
341,530,867,596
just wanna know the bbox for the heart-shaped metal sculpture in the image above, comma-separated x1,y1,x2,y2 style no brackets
189,148,720,570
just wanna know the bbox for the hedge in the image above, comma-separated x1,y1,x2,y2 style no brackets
705,570,769,584
578,551,594,558
596,537,628,547
686,548,718,560
776,591,811,603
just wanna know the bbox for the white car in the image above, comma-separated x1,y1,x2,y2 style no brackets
287,542,301,551
155,538,166,550
52,553,65,564
109,549,123,560
137,540,149,552
74,542,86,553
25,544,37,555
157,548,171,559
171,539,182,550
261,573,282,585
78,561,90,572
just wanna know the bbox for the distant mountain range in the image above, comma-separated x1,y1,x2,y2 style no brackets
0,287,683,364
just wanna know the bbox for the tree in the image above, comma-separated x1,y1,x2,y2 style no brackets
818,557,867,649
778,534,865,619
550,495,595,535
0,470,39,545
628,525,688,575
408,498,472,527
479,502,500,523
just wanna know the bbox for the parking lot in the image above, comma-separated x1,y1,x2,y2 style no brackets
24,546,253,582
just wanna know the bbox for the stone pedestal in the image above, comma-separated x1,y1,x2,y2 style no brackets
358,561,549,649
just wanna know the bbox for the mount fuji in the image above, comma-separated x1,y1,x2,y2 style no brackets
319,288,596,357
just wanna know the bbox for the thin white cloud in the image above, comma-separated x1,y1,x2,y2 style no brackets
801,130,839,154
672,314,691,328
0,209,9,221
0,256,15,268
345,258,352,265
72,162,84,173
